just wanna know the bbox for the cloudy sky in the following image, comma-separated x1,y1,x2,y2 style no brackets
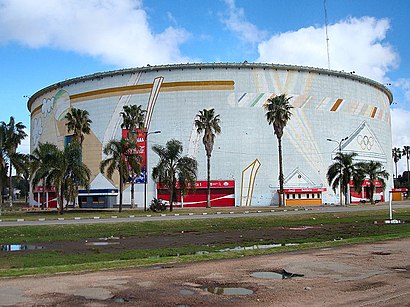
0,0,409,172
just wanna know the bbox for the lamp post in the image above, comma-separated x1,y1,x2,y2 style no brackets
327,137,348,206
144,130,161,211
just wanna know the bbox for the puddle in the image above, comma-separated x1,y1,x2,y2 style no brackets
394,268,407,272
250,272,284,279
179,289,195,295
251,270,304,279
86,242,120,246
204,287,253,295
111,296,130,303
216,243,299,253
372,251,391,255
98,236,120,241
0,244,43,252
148,243,300,259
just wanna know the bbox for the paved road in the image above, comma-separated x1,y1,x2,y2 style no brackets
0,204,408,227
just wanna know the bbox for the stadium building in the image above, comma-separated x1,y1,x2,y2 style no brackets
27,63,394,208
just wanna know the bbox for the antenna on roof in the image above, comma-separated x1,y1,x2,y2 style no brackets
324,0,331,70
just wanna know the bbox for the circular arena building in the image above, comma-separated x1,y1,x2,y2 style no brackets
28,63,393,208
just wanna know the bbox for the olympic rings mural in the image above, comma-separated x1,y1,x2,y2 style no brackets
357,135,374,150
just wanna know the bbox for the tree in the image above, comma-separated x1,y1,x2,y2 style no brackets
264,94,293,207
356,161,389,204
194,108,221,208
152,139,197,212
100,138,141,212
327,152,361,205
1,117,27,208
402,146,410,182
121,105,146,132
31,142,91,214
65,108,92,146
392,147,402,179
31,143,58,209
121,105,146,208
0,124,8,208
11,153,29,204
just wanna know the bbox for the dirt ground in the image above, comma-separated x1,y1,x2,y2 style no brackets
0,238,409,306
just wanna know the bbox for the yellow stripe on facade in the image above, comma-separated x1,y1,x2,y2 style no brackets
70,80,235,103
31,105,42,117
330,98,343,112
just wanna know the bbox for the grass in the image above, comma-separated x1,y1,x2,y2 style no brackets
0,207,409,277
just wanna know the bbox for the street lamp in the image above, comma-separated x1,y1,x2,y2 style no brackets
327,137,348,206
144,130,161,211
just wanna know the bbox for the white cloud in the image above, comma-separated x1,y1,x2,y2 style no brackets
257,17,399,82
394,78,410,102
391,108,410,174
221,0,268,44
391,108,410,147
0,0,191,67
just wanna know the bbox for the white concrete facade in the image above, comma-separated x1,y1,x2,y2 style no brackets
28,63,393,206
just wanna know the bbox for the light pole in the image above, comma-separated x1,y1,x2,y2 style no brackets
327,137,348,206
144,130,161,211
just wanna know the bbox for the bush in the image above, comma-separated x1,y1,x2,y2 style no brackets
149,198,166,212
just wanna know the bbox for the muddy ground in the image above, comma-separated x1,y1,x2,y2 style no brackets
1,238,409,306
36,222,382,254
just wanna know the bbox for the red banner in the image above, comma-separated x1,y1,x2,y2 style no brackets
349,179,383,187
156,180,235,207
392,188,408,192
156,180,235,190
122,129,147,168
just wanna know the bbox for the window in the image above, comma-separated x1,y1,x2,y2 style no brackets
64,135,74,147
307,194,310,199
317,193,320,198
311,194,315,199
286,194,290,199
292,194,296,199
298,194,301,199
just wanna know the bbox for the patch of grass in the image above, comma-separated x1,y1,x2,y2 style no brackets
0,208,409,277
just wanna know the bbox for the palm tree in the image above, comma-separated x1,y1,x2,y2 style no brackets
327,152,361,206
121,105,146,208
121,105,146,132
31,142,91,214
264,94,293,207
1,117,27,208
356,161,389,204
100,138,141,212
152,139,197,212
65,108,92,146
0,124,7,207
195,108,221,208
16,154,30,205
402,146,410,182
31,142,59,209
392,147,402,179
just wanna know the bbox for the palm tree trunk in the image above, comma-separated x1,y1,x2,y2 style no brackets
58,184,64,214
8,163,13,208
395,162,398,179
277,137,284,207
131,173,135,208
369,183,375,204
169,188,174,212
119,176,123,213
207,154,211,208
41,179,45,210
407,156,409,182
